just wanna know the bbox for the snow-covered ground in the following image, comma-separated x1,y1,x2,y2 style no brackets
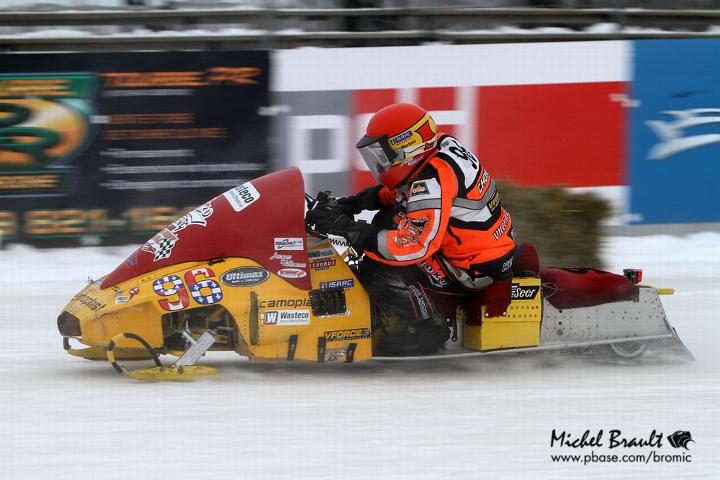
0,233,718,479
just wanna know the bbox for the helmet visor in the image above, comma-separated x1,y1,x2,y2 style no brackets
356,136,393,180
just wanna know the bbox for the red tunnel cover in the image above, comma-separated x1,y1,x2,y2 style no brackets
101,168,311,290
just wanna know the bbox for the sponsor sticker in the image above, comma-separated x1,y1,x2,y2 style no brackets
269,252,306,268
259,298,311,308
492,210,511,241
220,266,269,287
224,182,260,212
75,293,106,312
308,248,335,259
417,260,448,288
319,279,354,290
410,181,429,196
262,309,311,326
274,237,304,251
114,286,139,305
390,130,413,145
278,268,307,279
140,202,214,262
141,228,179,262
310,259,336,270
511,283,540,300
171,203,213,232
307,237,328,248
324,347,348,362
324,328,371,342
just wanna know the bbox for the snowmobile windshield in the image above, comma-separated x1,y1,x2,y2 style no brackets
101,168,312,291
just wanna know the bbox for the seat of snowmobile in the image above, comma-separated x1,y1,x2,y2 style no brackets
539,267,639,310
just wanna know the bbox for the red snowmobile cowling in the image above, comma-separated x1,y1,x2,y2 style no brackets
101,167,311,290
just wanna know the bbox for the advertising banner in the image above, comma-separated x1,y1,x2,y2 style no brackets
272,42,628,202
0,50,270,242
630,39,720,224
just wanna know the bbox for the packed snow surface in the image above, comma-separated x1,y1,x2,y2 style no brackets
1,233,718,479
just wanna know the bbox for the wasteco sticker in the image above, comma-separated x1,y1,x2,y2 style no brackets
262,309,310,326
224,182,260,212
324,328,370,342
220,266,269,287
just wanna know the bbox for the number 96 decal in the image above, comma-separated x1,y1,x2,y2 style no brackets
152,267,224,312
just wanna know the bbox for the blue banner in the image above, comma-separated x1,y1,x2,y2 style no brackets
630,39,720,224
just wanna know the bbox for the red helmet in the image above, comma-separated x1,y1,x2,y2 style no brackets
356,103,438,189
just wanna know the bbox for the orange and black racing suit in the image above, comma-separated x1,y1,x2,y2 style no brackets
357,134,517,355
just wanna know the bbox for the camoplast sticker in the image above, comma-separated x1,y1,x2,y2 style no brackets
75,293,106,312
224,182,260,212
220,266,270,287
274,237,304,251
278,268,307,279
324,328,371,342
259,299,311,309
262,309,311,326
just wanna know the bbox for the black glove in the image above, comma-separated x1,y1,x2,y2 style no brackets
306,204,379,250
306,205,353,237
337,185,384,215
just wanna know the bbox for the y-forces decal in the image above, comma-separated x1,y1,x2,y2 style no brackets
324,328,371,342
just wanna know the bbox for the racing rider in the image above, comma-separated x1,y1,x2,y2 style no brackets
306,103,518,356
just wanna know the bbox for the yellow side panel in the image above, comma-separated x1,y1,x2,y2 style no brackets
247,238,373,363
463,276,542,351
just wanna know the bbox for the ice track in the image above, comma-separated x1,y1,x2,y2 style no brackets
1,234,718,479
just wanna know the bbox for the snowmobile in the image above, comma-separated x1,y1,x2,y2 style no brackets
57,167,693,380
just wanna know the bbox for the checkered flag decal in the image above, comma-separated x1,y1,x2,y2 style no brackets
152,237,176,261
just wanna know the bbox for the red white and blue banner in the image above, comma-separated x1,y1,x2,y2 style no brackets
271,41,631,223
